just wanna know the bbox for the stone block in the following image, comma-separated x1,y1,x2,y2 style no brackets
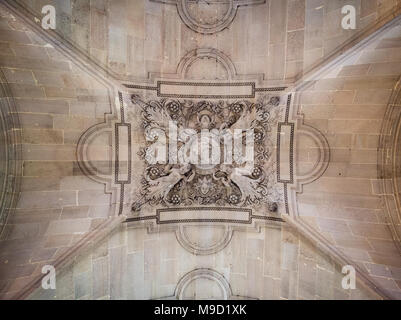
22,129,63,145
46,218,91,235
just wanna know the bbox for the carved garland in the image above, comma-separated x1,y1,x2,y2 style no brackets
131,94,281,211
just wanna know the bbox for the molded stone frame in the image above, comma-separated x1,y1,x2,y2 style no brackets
78,88,286,254
124,48,269,90
282,92,330,217
0,69,22,235
76,47,332,257
150,0,266,34
158,268,256,300
379,79,401,253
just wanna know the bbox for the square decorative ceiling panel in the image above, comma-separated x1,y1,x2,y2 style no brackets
130,95,281,210
76,49,329,255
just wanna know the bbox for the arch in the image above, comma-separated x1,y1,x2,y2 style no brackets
174,268,232,300
0,68,22,235
379,77,401,253
176,48,237,80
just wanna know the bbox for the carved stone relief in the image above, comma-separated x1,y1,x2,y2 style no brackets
76,47,330,262
150,0,266,34
131,95,281,211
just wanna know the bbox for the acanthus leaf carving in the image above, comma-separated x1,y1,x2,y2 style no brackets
130,94,282,211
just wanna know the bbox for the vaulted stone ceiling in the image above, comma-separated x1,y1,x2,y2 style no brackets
0,0,401,300
6,0,401,83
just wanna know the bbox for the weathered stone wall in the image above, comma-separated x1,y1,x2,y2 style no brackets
0,5,114,298
0,67,22,236
8,0,401,82
29,224,379,300
296,17,401,299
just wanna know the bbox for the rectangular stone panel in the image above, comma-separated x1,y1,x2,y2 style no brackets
158,81,255,99
157,208,251,224
115,123,131,183
278,123,294,183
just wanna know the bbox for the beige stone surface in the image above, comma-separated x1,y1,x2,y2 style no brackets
296,16,401,299
28,224,379,300
1,0,397,83
0,0,400,301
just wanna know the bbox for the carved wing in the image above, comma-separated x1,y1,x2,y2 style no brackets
130,96,172,131
145,178,171,202
229,106,257,131
230,167,261,204
147,171,183,202
143,101,172,131
132,172,183,211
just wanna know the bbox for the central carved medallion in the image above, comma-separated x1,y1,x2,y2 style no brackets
131,95,281,211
